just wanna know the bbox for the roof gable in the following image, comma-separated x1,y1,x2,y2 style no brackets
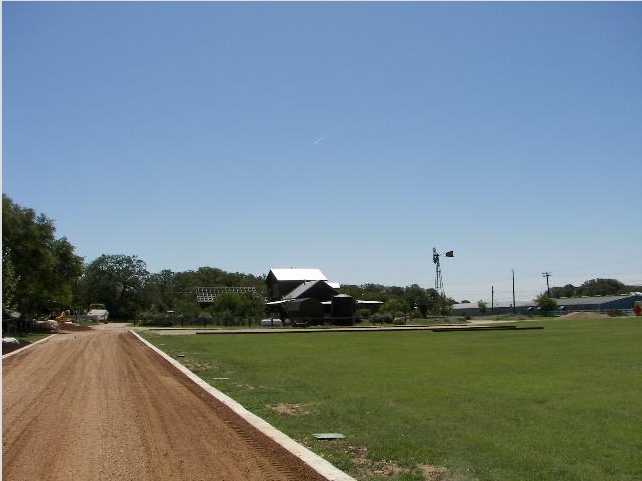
283,280,338,300
268,268,327,282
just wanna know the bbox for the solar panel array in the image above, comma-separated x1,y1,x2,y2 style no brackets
195,286,258,303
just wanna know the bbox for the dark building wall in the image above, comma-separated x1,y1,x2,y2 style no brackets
265,271,301,301
331,295,355,325
287,298,324,321
331,295,354,318
267,279,302,301
600,296,642,311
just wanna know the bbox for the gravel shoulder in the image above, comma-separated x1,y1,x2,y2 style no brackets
2,328,329,481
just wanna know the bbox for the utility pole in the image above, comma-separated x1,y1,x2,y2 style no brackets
512,269,516,315
542,271,552,296
491,285,494,315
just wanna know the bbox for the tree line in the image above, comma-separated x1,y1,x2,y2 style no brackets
3,195,83,319
3,194,638,326
549,279,638,298
1,195,456,324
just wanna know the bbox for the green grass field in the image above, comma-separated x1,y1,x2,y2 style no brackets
141,319,642,481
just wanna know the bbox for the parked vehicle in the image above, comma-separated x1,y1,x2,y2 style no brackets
87,303,109,322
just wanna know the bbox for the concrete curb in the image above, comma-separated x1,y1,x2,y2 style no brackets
2,334,56,360
131,330,356,481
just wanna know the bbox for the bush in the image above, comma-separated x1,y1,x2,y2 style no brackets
155,313,175,326
372,312,393,324
536,294,558,314
136,311,155,326
197,310,213,327
136,311,174,327
393,311,406,325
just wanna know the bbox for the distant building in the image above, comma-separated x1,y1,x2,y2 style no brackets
452,293,642,317
551,294,642,315
265,268,348,325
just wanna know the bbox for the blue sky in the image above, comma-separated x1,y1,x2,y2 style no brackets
3,2,641,303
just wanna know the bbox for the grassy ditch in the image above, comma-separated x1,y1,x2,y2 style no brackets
142,318,642,481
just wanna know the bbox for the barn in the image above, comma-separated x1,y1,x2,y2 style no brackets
266,268,354,325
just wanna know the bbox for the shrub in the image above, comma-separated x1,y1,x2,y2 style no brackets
136,311,174,326
197,310,213,327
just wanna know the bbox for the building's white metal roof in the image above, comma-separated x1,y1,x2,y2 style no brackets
269,268,327,281
266,300,290,305
552,294,641,306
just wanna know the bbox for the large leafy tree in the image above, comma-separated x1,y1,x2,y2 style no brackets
549,279,635,299
535,293,558,313
78,254,150,320
144,269,177,312
209,292,265,319
402,284,446,316
146,267,267,317
577,278,626,296
340,283,453,317
550,284,577,298
2,247,19,311
2,194,83,316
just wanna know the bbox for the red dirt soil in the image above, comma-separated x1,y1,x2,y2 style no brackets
558,312,610,319
2,329,328,481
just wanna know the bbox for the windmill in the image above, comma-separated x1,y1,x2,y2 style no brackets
432,247,454,297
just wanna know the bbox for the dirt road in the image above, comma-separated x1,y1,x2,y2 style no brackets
2,328,329,481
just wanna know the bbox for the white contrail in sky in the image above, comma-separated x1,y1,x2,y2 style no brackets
313,120,344,145
313,132,329,145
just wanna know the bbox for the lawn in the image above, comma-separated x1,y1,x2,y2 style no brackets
141,318,642,481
